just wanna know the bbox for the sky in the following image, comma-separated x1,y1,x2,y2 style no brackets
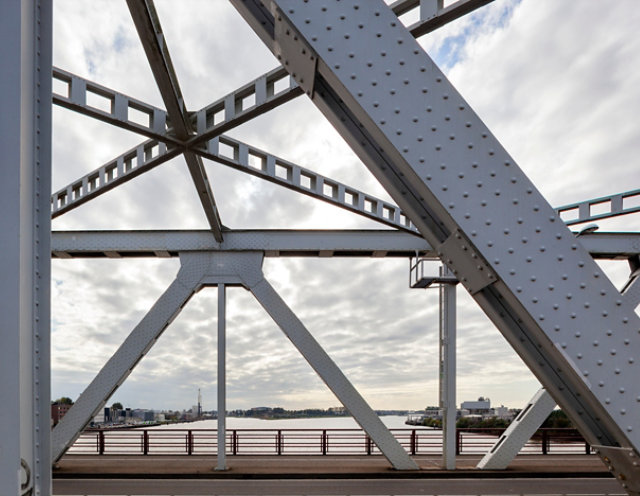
50,0,640,413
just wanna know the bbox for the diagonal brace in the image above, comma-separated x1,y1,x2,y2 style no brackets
51,262,203,462
127,0,224,241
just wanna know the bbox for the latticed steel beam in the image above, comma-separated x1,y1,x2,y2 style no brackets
51,138,178,217
232,0,640,487
199,134,416,233
53,67,174,145
558,188,640,226
52,66,638,234
127,0,224,241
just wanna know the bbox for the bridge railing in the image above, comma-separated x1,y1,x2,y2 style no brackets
66,427,592,456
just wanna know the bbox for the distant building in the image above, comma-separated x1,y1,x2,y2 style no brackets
51,403,71,426
460,397,491,415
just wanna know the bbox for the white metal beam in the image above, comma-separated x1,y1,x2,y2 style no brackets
127,0,224,241
439,265,457,469
247,275,419,470
558,188,640,226
0,1,52,495
477,388,556,470
51,229,431,258
51,70,638,232
217,284,227,471
232,1,640,487
53,67,173,145
50,229,640,260
51,263,202,462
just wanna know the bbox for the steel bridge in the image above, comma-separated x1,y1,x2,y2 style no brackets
2,0,639,495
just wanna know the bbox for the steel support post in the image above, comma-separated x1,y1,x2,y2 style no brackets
232,2,640,490
216,284,227,470
0,1,52,495
247,278,418,470
439,265,457,470
51,262,204,462
477,388,556,470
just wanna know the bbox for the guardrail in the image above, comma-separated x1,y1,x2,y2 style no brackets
66,427,592,456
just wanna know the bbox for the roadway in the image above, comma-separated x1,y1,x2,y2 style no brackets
53,477,624,495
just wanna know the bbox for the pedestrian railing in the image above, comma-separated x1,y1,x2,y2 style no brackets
66,427,593,456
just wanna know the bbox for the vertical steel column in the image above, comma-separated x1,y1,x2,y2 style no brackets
217,284,227,471
439,265,457,470
0,1,52,495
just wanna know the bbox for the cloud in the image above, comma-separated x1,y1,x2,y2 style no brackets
51,0,639,414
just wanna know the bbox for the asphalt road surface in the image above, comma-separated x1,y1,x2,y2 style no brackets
53,477,625,495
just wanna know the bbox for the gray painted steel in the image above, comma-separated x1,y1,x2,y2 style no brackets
51,267,199,462
231,0,640,487
248,278,418,470
0,1,52,495
126,0,224,241
477,388,556,470
217,284,227,471
439,265,457,470
50,229,639,259
52,252,417,470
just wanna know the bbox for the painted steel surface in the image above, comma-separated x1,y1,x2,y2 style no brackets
0,1,53,495
477,388,556,470
231,0,640,486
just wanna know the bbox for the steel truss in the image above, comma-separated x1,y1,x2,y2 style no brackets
4,0,640,494
52,251,417,470
230,0,640,491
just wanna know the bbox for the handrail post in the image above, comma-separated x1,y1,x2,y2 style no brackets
143,430,149,455
277,430,282,455
232,430,237,455
187,430,193,455
98,430,105,455
366,434,372,455
585,441,591,455
542,430,548,455
410,429,417,456
322,429,327,455
455,429,461,455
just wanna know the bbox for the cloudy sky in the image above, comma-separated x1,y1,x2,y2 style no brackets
50,0,640,413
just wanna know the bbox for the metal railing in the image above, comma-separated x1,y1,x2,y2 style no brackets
66,427,593,456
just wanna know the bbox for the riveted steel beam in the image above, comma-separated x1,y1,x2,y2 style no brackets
232,0,640,487
51,262,202,462
127,0,224,241
50,229,433,258
1,1,52,493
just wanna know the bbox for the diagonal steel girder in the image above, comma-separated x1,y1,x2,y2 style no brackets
231,0,640,490
127,0,224,241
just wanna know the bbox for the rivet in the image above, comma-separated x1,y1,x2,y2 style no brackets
611,349,617,356
620,387,625,394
